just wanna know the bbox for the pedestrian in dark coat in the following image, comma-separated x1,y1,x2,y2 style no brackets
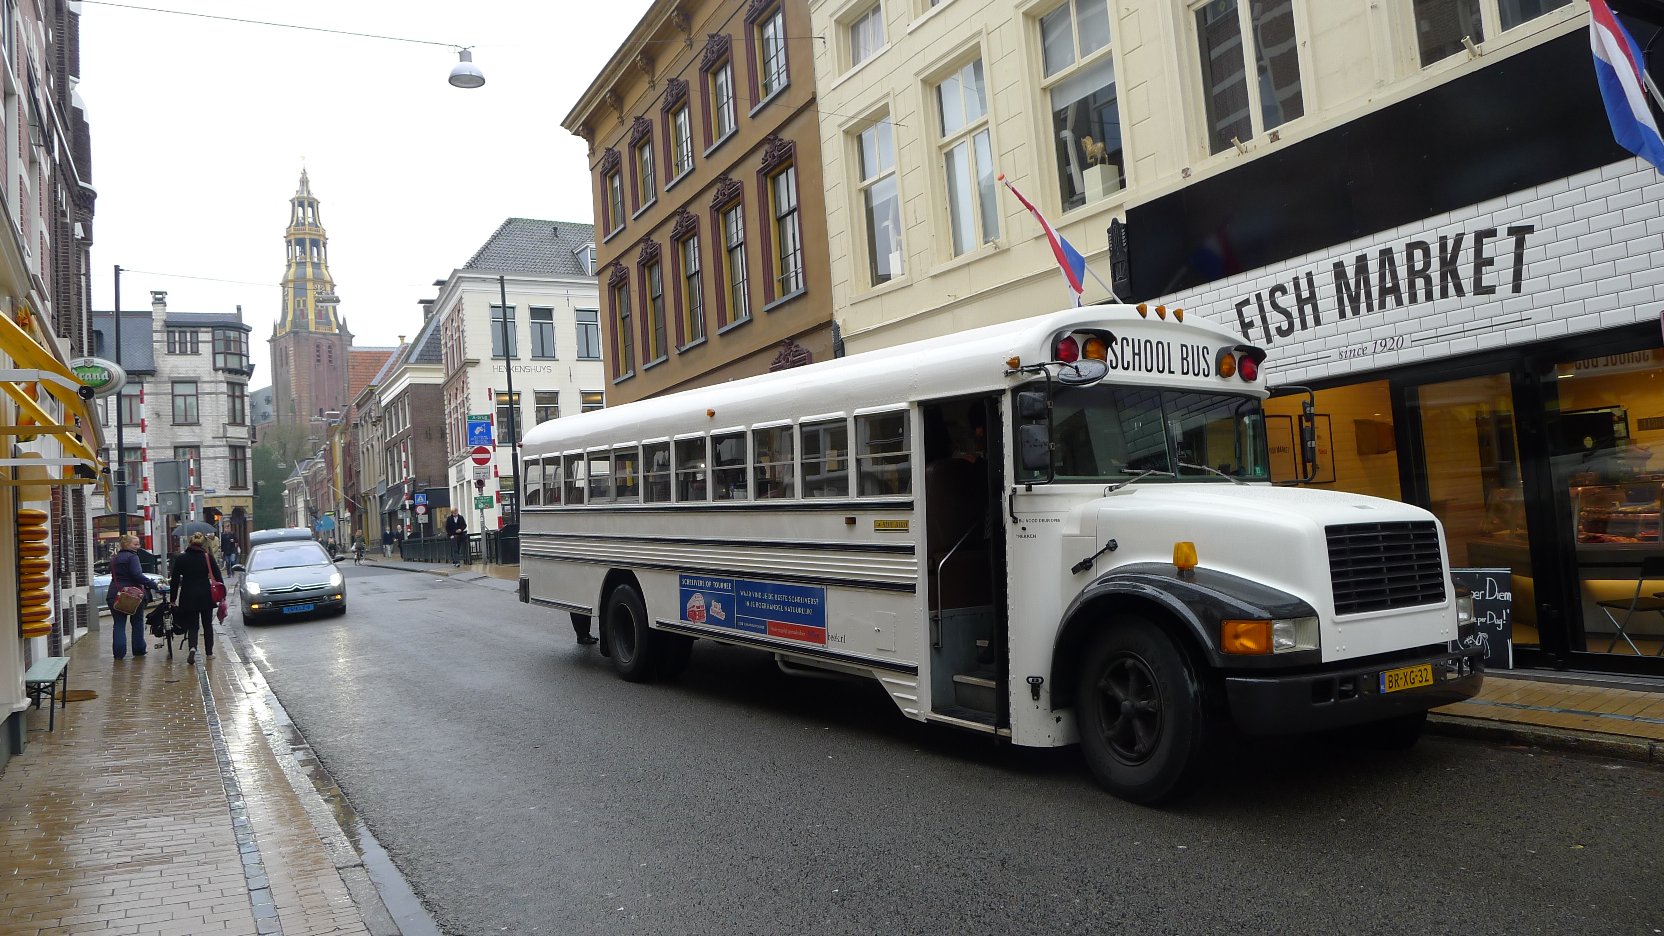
106,534,155,660
169,532,223,665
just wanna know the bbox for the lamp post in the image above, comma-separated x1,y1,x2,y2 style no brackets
113,264,127,537
498,275,521,530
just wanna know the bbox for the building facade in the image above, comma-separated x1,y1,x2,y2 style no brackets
801,0,1664,676
378,314,450,539
1,0,102,761
438,219,604,529
563,0,837,405
270,170,355,427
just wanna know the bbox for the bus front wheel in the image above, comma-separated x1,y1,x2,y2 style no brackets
604,584,659,683
1075,619,1213,804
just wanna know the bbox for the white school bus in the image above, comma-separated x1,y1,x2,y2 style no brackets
518,307,1483,803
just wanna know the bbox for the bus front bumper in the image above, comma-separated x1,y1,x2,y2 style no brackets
1224,646,1484,736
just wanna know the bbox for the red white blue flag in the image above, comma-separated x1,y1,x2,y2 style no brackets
1000,175,1088,301
1590,0,1664,173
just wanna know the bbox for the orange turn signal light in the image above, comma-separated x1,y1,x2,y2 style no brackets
1222,619,1273,655
1082,335,1108,360
1136,303,1149,318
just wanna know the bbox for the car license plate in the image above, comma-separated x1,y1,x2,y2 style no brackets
1379,663,1434,693
282,603,315,614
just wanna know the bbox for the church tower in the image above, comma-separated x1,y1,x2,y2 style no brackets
270,170,354,427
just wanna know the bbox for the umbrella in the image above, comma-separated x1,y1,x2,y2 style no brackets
172,520,219,549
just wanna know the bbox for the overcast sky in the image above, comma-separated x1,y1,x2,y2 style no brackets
80,0,651,384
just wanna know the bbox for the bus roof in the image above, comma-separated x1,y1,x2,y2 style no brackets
523,306,1263,455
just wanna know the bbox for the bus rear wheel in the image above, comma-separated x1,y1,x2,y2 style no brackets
604,583,659,683
1075,619,1213,804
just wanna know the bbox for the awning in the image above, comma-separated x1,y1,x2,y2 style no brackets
0,308,104,483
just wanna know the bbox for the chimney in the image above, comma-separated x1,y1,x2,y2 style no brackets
150,290,167,314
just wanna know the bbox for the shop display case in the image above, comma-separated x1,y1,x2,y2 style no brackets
1574,481,1664,545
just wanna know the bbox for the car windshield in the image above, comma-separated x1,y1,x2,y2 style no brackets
1021,384,1271,483
248,542,331,572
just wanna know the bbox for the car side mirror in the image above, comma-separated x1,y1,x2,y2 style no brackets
333,554,347,563
231,564,245,574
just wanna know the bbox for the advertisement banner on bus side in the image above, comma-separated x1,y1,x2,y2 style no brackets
679,574,827,646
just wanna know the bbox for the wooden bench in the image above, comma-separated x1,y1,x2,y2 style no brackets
23,656,69,732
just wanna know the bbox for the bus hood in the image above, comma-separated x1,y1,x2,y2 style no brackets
1074,484,1456,657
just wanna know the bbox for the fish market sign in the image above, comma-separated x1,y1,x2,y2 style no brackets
69,357,126,397
1228,224,1536,346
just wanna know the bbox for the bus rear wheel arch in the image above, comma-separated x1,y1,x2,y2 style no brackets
600,576,693,683
1074,616,1217,804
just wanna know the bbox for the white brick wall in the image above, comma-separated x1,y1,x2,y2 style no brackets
1153,158,1664,386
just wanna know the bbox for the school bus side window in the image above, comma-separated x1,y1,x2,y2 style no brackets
614,446,642,502
753,425,795,498
643,442,672,503
712,431,749,500
587,451,615,502
675,436,709,502
563,453,586,505
857,411,911,496
544,457,563,505
801,418,849,497
523,459,544,506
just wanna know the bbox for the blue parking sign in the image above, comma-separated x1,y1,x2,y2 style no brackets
467,420,494,447
413,493,428,506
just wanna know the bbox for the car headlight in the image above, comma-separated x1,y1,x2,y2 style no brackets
1221,616,1320,654
328,571,343,588
245,581,262,596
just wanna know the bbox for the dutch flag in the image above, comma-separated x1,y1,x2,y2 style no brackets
1590,0,1664,173
999,174,1088,301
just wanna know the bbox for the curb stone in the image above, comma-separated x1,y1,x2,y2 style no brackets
1429,713,1664,765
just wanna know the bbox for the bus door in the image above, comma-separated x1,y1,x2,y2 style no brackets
920,396,1008,728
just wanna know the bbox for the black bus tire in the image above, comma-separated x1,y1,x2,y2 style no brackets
1075,618,1213,805
604,584,657,683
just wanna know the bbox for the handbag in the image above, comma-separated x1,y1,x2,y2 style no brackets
204,551,227,603
112,585,145,615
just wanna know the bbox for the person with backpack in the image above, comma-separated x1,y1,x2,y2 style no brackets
169,532,225,665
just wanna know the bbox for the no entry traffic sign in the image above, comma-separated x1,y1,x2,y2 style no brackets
470,445,492,466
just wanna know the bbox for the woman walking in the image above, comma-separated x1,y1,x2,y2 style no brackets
169,532,224,665
106,534,154,660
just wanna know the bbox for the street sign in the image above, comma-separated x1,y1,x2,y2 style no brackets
472,465,491,480
413,493,428,506
470,445,493,466
69,357,126,397
474,495,494,510
414,504,428,517
467,419,494,447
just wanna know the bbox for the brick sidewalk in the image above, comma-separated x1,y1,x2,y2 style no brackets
0,625,375,936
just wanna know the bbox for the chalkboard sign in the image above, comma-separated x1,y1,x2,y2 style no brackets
1451,568,1513,669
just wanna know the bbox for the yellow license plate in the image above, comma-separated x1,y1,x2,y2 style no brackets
1379,663,1434,694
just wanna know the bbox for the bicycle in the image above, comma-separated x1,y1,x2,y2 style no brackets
352,543,366,565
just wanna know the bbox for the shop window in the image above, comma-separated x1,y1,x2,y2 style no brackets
1193,0,1303,155
1040,0,1124,209
1498,0,1571,32
1264,381,1400,498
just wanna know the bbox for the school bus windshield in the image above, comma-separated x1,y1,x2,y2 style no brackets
1024,385,1271,483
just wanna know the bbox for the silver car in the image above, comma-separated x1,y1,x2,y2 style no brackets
235,539,346,623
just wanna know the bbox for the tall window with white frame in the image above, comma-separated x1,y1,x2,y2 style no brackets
848,3,885,68
581,391,606,413
612,283,635,376
634,139,657,211
680,235,706,344
1193,0,1303,155
758,5,788,99
710,57,737,142
856,116,903,286
936,59,999,256
605,170,625,233
644,259,668,363
1040,0,1124,210
530,307,556,359
720,202,750,325
769,165,804,298
534,390,559,425
172,380,198,425
671,105,694,178
576,309,602,360
495,391,521,444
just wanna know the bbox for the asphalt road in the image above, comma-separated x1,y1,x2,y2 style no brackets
231,565,1664,936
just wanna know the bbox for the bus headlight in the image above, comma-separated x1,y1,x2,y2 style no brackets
1222,617,1319,654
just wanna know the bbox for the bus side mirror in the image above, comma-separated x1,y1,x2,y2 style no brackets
1018,424,1052,472
1017,391,1047,422
1299,405,1319,483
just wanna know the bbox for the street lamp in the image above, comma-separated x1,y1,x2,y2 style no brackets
499,274,521,530
449,49,485,89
